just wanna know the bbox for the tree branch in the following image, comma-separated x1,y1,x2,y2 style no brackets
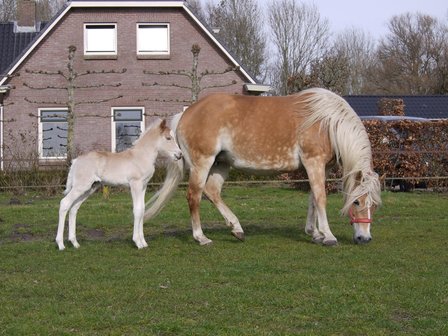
77,68,127,77
75,95,123,106
24,97,67,105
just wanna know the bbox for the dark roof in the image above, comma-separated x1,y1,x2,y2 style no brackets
0,22,47,75
344,95,448,120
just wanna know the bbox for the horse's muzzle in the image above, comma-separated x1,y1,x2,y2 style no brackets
174,152,183,161
353,235,372,244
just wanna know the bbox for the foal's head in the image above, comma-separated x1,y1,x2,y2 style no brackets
158,119,182,161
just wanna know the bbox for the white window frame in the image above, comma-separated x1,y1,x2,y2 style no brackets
111,107,145,153
84,23,117,56
136,23,170,56
38,108,68,160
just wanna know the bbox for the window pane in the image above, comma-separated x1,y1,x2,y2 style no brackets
86,25,116,53
114,109,142,121
115,122,141,152
41,110,67,122
41,110,68,158
113,109,143,152
138,25,168,53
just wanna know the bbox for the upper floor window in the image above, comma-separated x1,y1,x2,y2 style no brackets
39,108,68,159
137,23,170,58
84,23,117,57
112,108,145,152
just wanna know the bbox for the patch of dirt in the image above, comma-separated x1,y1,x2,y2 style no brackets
86,228,105,239
10,223,34,241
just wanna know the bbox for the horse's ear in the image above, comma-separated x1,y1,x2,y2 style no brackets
159,119,167,131
379,173,386,184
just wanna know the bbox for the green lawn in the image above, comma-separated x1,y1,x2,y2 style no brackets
0,186,447,335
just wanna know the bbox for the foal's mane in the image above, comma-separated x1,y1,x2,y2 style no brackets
133,119,165,146
295,88,381,214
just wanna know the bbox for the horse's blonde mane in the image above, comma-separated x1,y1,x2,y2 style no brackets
296,88,382,214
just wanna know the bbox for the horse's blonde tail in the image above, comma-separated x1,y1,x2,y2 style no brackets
63,159,77,195
144,159,184,221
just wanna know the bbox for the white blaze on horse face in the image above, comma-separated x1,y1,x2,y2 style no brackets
351,200,373,244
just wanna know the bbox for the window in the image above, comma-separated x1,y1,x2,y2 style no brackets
84,23,117,56
112,108,144,152
137,23,170,57
39,109,68,159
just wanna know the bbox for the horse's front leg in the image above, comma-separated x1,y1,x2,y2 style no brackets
130,180,148,249
304,192,325,243
304,161,337,246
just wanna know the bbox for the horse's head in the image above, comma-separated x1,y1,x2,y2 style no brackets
158,119,182,161
347,172,384,244
349,193,377,244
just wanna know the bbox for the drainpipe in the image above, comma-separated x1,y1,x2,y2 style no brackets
0,85,10,171
0,103,3,171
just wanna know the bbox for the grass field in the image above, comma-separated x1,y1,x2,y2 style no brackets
0,186,447,335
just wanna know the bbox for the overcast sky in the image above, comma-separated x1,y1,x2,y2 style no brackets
256,0,448,41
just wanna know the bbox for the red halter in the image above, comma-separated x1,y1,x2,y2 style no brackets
349,207,372,225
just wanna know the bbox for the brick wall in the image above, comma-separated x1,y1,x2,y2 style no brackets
3,6,248,164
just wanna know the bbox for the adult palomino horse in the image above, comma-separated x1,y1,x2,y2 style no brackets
56,119,182,250
145,88,382,246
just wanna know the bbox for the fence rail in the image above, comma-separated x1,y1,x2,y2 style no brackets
1,176,447,192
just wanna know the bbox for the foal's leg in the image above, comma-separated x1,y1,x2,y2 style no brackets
187,157,215,245
304,192,325,243
67,184,100,249
304,160,337,246
56,186,91,250
130,180,148,249
203,162,245,241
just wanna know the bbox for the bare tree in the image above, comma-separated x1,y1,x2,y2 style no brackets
333,28,376,94
142,44,238,104
0,0,16,22
1,0,65,22
372,12,448,94
268,0,330,95
204,0,267,81
24,46,125,163
186,0,207,22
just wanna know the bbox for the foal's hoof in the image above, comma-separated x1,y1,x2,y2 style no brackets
232,231,245,242
323,239,338,246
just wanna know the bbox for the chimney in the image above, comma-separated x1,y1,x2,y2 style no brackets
16,0,37,32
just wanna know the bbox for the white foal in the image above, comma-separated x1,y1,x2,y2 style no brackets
55,119,182,250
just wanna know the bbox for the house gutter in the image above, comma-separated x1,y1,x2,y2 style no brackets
0,85,10,170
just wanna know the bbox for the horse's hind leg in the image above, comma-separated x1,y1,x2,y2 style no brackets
204,162,245,241
187,157,215,245
67,183,100,249
56,185,91,250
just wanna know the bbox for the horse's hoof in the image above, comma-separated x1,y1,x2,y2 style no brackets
312,236,324,244
323,239,338,246
232,231,245,242
199,238,213,246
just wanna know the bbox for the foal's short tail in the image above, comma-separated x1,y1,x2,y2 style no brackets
63,158,77,195
143,158,184,221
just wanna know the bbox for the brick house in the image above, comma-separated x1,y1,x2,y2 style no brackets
0,0,269,170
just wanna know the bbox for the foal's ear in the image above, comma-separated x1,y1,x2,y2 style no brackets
159,119,167,131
